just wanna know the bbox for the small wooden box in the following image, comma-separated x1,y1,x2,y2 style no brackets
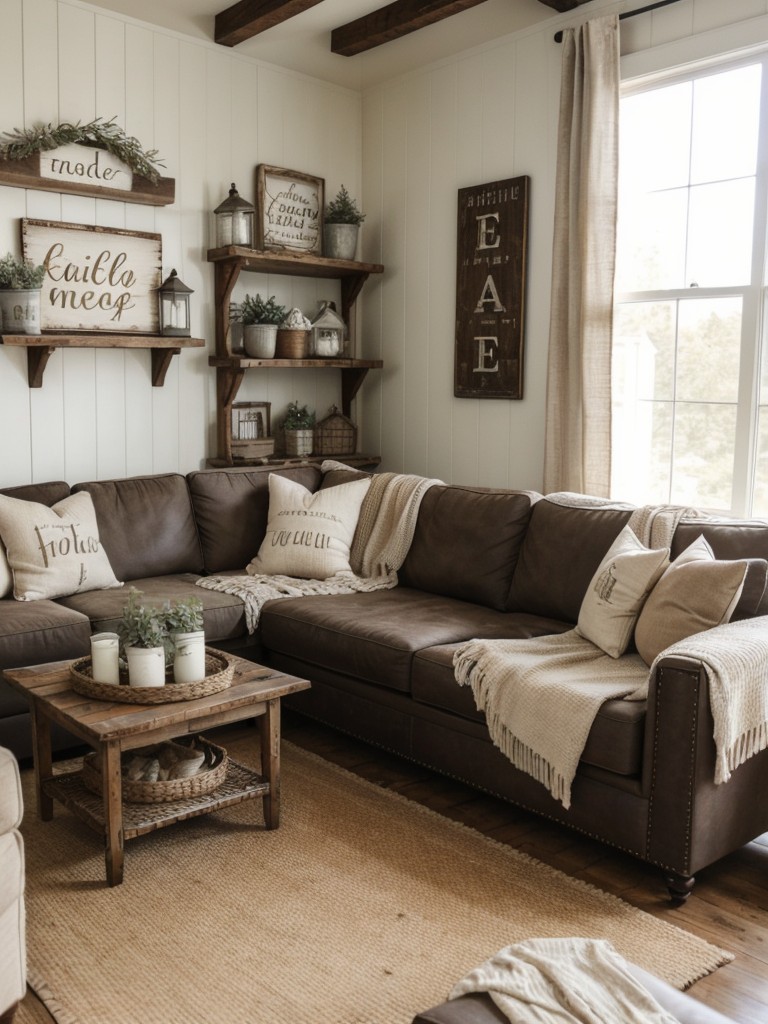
314,406,357,456
231,402,275,460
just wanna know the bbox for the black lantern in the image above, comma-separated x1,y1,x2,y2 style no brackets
159,269,193,337
214,182,254,248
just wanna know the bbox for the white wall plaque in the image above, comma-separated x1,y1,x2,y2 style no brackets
38,143,134,192
22,218,162,333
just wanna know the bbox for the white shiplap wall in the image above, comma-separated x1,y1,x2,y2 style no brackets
359,0,768,491
0,0,363,488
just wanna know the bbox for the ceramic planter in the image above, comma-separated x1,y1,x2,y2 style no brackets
323,223,359,261
285,428,314,457
0,288,42,335
125,645,166,687
172,630,206,683
243,323,278,358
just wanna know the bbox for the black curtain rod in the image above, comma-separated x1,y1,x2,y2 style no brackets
554,0,682,43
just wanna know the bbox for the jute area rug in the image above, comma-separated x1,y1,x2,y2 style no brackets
18,734,732,1024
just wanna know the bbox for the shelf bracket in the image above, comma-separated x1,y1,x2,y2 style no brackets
27,346,57,388
151,348,181,387
214,260,243,359
340,367,371,417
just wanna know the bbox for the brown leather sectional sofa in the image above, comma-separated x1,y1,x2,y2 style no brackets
3,464,768,901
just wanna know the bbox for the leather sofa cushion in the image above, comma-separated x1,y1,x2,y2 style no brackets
399,487,539,611
412,643,645,777
1,481,70,505
507,499,634,622
0,600,91,703
73,474,203,581
57,574,247,643
260,588,557,693
673,517,768,615
187,466,322,572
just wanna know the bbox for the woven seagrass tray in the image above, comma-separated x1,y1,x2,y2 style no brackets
69,648,235,704
81,736,228,804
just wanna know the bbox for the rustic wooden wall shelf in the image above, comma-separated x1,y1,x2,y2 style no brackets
1,332,204,387
0,153,176,206
207,247,384,466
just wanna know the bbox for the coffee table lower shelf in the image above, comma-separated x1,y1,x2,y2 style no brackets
44,758,268,840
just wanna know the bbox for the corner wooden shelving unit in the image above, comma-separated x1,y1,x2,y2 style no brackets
0,332,205,388
207,245,384,467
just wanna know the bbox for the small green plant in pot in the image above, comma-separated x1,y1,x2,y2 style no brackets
0,253,45,335
324,185,365,261
165,596,206,684
240,293,287,358
283,400,315,457
117,588,170,688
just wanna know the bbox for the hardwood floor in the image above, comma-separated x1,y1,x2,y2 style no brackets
18,711,768,1023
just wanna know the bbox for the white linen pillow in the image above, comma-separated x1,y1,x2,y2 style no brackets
0,490,122,601
0,542,11,599
247,473,371,580
576,525,669,658
634,534,750,666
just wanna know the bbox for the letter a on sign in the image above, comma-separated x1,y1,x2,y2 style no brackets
454,176,529,399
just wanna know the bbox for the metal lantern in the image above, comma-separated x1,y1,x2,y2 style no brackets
214,182,254,248
159,269,193,337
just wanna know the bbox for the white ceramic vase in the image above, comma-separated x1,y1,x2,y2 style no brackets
0,288,42,335
243,323,278,358
125,645,166,687
172,631,206,684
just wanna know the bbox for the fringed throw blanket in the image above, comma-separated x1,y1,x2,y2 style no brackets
453,496,700,809
449,938,679,1024
197,466,440,633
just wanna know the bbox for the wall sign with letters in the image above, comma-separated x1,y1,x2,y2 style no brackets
255,164,324,255
22,218,162,333
454,176,529,399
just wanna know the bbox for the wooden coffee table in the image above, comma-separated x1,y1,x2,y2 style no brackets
4,653,310,886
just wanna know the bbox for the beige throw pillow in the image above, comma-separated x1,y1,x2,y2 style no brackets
247,473,371,580
634,534,749,665
0,543,11,599
0,491,122,601
576,525,669,658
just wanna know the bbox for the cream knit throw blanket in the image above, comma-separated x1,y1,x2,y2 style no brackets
197,464,440,633
449,938,679,1024
453,496,696,809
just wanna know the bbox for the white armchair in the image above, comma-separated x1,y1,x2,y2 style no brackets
0,746,25,1024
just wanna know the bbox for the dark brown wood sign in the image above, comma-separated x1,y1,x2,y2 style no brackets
454,175,529,399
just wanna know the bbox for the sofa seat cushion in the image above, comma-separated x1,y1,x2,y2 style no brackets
412,643,645,777
0,830,25,1012
57,575,247,642
0,747,22,834
0,600,91,692
260,589,570,693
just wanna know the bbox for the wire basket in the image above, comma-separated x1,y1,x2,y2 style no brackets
313,406,357,455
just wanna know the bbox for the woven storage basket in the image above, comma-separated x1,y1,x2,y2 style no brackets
81,736,227,804
69,648,235,704
314,406,357,456
275,328,310,359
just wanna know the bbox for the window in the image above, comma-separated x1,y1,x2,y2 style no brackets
611,55,768,516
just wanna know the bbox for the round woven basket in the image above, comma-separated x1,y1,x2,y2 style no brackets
81,736,228,804
69,648,235,704
275,328,309,359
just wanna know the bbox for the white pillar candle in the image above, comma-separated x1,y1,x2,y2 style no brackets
90,632,120,684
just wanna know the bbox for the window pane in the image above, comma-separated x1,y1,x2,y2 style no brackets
621,82,692,192
751,408,768,517
671,402,736,510
616,188,687,291
690,65,761,185
676,297,741,402
614,301,675,400
612,399,673,505
686,179,754,287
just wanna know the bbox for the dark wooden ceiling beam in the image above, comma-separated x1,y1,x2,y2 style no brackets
331,0,493,57
535,0,594,11
215,0,325,48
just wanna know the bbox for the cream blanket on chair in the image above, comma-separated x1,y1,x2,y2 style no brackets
449,938,679,1024
197,464,440,633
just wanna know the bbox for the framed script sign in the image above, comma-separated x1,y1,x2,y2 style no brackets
454,176,529,399
255,164,323,255
22,218,162,333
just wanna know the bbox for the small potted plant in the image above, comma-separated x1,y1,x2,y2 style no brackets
116,588,170,687
324,185,365,261
0,252,45,335
165,596,206,684
240,293,287,359
283,400,316,457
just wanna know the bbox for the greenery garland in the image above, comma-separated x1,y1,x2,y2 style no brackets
0,116,165,183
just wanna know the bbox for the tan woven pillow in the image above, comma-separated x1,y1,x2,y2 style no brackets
247,473,370,580
0,491,122,601
634,534,748,666
0,542,11,599
576,525,669,658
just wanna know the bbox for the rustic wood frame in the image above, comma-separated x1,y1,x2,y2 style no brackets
454,175,529,400
255,164,324,255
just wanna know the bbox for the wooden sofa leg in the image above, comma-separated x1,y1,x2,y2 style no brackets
665,872,696,904
0,1001,20,1024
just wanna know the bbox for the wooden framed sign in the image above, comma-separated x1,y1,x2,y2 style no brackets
22,218,162,333
255,164,324,255
454,175,529,399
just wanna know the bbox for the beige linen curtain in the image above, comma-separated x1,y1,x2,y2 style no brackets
544,14,620,497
